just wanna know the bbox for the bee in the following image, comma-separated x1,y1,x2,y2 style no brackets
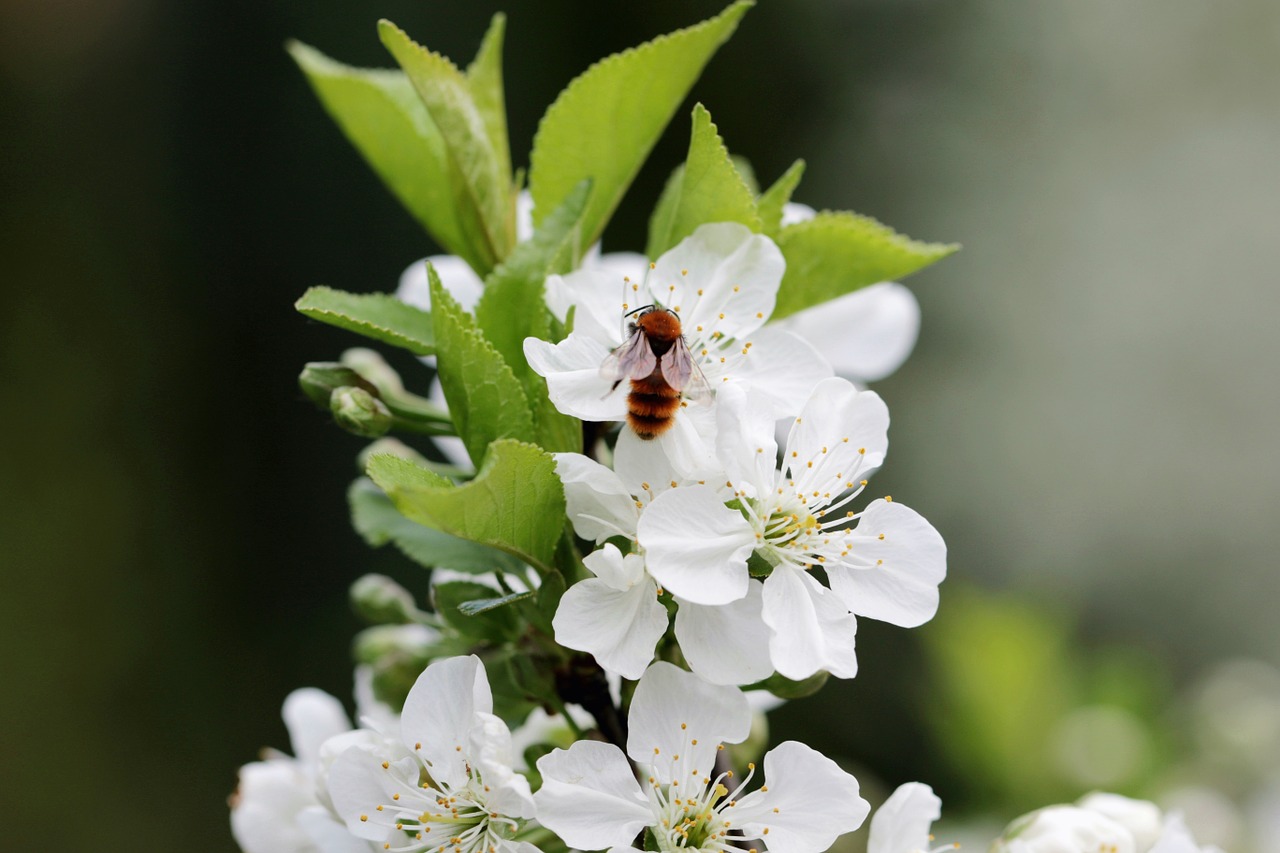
600,305,710,440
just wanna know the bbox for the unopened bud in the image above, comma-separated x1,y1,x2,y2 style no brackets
350,573,419,625
298,362,373,408
330,386,392,437
352,623,439,664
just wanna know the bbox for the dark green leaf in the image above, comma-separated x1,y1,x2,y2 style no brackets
429,265,537,463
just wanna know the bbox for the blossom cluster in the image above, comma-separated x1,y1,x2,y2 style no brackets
241,6,1227,853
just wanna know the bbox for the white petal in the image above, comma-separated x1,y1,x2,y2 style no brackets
400,656,492,787
866,782,941,853
675,583,774,686
784,379,889,491
554,453,639,542
714,383,779,498
773,282,920,382
295,805,373,853
724,326,833,420
524,334,629,421
732,741,869,853
1078,793,1162,852
325,746,416,842
650,223,783,340
553,575,668,680
546,268,629,348
762,568,858,681
1000,806,1137,853
534,741,654,850
427,376,473,469
614,427,683,497
467,712,520,788
231,761,316,853
626,661,751,782
638,485,754,606
780,202,816,226
827,500,946,628
283,688,352,768
582,543,646,590
396,255,484,313
515,190,534,241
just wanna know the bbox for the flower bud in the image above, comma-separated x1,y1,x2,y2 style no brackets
350,573,420,625
330,386,392,437
298,362,372,407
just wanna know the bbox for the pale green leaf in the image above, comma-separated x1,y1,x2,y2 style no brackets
756,159,805,238
429,265,537,463
646,103,760,258
380,20,514,273
366,439,566,573
772,212,959,320
465,14,513,191
349,477,524,574
295,286,434,355
287,41,481,270
528,1,753,247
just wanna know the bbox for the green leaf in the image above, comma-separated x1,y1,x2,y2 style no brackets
286,41,480,271
433,581,522,642
295,286,435,355
528,1,753,247
646,104,760,258
756,159,805,238
457,590,534,616
348,478,524,574
475,180,592,380
379,20,514,274
366,439,566,573
475,181,593,454
772,212,959,320
429,265,537,463
464,15,512,199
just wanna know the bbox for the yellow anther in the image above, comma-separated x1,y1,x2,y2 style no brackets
878,533,885,540
360,815,369,822
381,761,389,769
733,285,740,292
885,495,893,502
682,269,689,276
393,794,400,801
650,262,656,269
755,312,763,318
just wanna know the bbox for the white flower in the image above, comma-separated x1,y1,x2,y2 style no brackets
770,203,921,384
523,222,831,462
638,378,946,681
995,794,1224,853
231,688,376,853
867,782,953,853
533,662,869,853
552,446,771,685
326,656,540,853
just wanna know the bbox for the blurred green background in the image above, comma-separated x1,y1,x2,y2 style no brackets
3,0,1278,850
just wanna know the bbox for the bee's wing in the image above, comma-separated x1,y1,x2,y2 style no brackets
659,336,712,402
599,329,657,389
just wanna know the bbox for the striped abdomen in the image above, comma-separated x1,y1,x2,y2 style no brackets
627,370,681,440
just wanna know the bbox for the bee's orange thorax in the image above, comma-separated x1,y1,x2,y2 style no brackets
635,309,682,343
